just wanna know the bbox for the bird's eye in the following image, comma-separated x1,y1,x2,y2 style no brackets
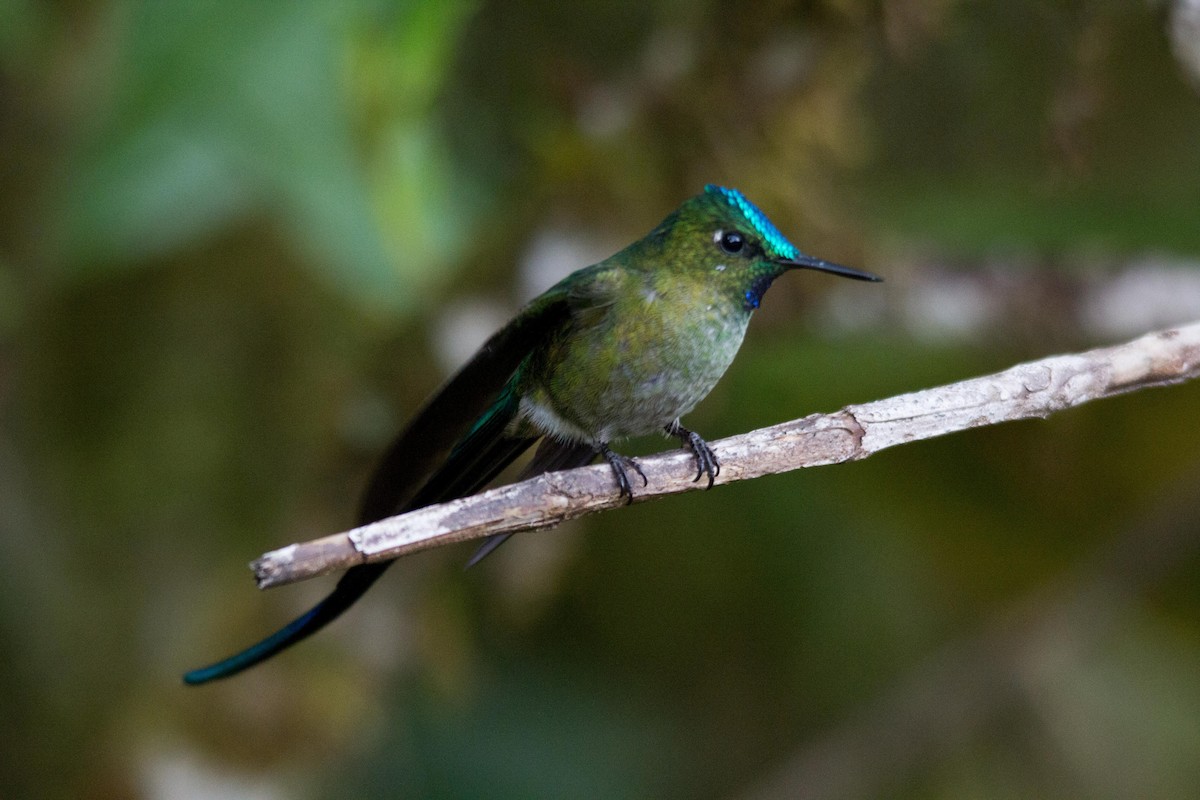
717,230,745,255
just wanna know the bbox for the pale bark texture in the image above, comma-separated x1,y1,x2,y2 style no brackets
252,322,1200,590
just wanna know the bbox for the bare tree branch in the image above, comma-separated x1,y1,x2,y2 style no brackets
252,322,1200,590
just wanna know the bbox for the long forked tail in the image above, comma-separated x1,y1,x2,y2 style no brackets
181,280,577,685
182,562,389,685
182,400,536,684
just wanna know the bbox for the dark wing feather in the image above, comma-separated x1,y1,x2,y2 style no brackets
357,294,573,524
184,293,575,685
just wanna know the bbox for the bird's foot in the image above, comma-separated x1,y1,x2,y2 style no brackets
665,422,720,488
599,443,646,504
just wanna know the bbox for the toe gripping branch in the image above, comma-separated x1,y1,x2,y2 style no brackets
665,421,720,488
598,423,719,505
598,443,647,504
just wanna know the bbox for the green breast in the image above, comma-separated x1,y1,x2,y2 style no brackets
519,269,751,443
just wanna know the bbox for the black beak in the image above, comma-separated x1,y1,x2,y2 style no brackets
779,254,883,282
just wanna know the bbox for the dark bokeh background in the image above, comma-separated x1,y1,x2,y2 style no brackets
5,1,1200,798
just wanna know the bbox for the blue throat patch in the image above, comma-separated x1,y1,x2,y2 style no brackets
705,185,799,260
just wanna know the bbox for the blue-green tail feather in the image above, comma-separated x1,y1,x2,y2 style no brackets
182,562,389,684
183,387,531,685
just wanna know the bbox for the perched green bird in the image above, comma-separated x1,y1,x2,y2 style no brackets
183,185,881,685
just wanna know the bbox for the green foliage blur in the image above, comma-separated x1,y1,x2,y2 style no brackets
4,1,1200,798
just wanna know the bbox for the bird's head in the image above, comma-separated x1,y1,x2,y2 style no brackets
656,185,882,310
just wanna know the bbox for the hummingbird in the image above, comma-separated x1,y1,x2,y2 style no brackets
183,185,882,684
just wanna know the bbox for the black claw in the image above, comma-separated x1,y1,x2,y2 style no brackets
631,459,649,487
600,443,644,504
666,423,720,490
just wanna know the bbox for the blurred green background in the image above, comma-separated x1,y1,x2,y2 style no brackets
5,0,1200,798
